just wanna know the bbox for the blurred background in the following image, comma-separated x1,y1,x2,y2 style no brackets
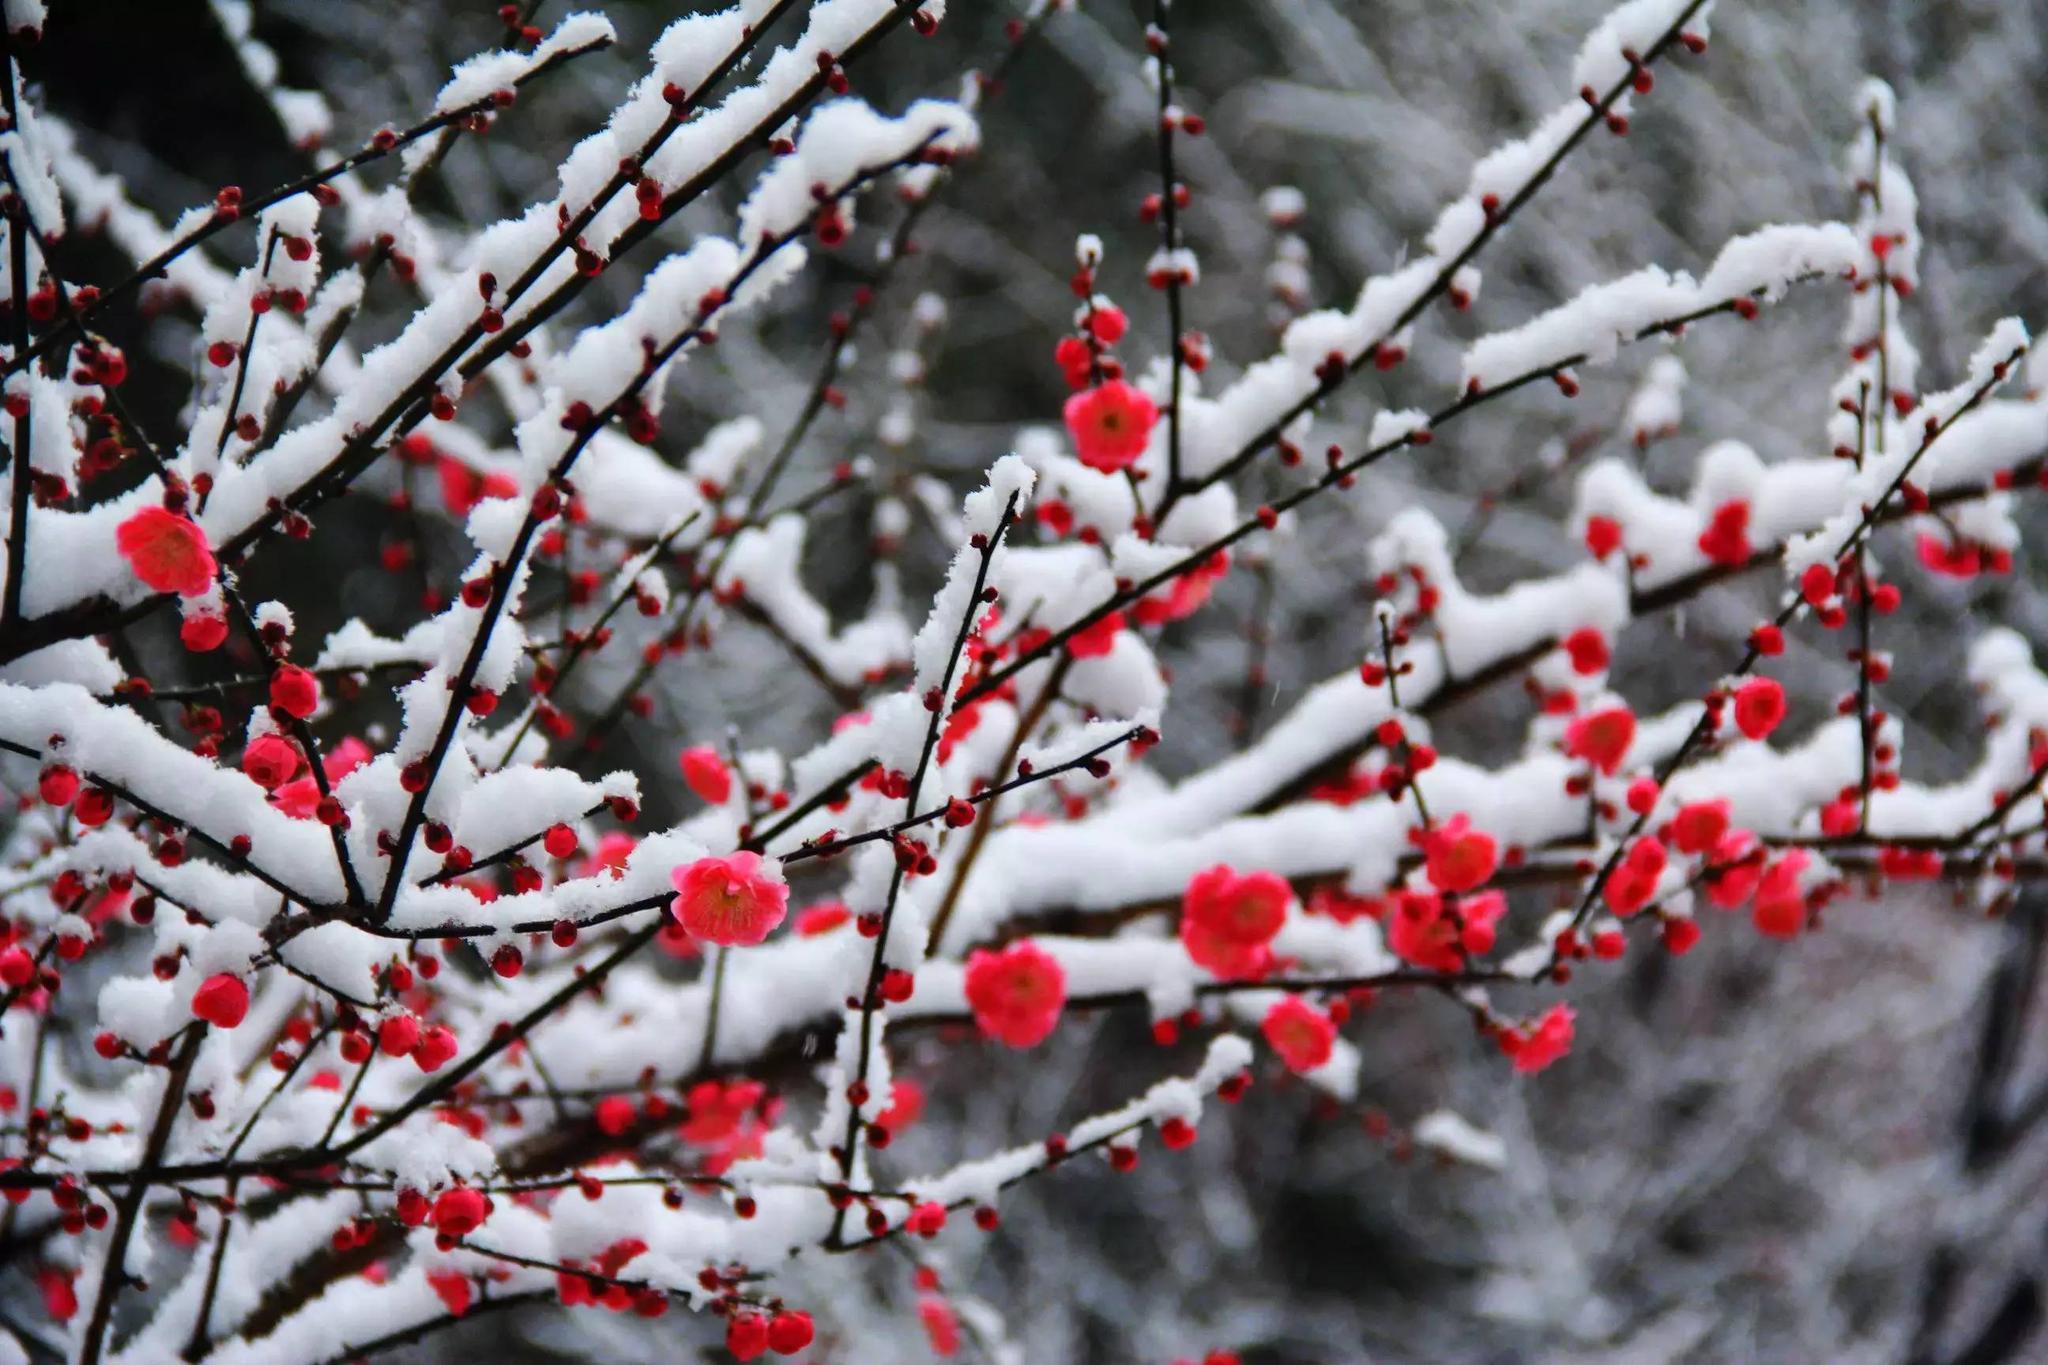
27,1,2048,1360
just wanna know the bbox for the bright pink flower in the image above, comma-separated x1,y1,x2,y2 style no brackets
271,735,370,819
963,940,1066,1047
1065,610,1125,659
241,734,299,791
695,1115,766,1177
1262,995,1336,1073
427,1270,473,1317
324,736,372,781
1135,551,1229,626
1388,888,1504,970
1880,845,1943,880
1732,677,1785,740
1180,866,1291,978
38,765,76,807
438,456,519,516
727,1310,770,1361
1063,379,1157,473
1603,869,1654,918
1705,830,1765,909
1307,884,1382,923
38,1268,76,1323
580,831,636,879
1565,705,1635,775
191,973,249,1029
412,1025,459,1072
1183,865,1290,944
656,920,701,961
181,611,228,652
117,506,217,596
795,901,852,935
669,852,788,946
1562,627,1610,675
1752,850,1808,938
767,1311,815,1354
1584,514,1622,560
678,745,732,804
269,665,320,720
1800,562,1837,606
431,1185,489,1237
1697,499,1752,566
1180,915,1275,979
74,787,113,826
272,777,321,820
566,1240,648,1304
593,1095,636,1137
1917,532,1982,578
1603,837,1668,917
679,1078,765,1147
934,702,988,765
1630,835,1669,876
1819,798,1859,837
877,1077,925,1133
919,1294,962,1357
1508,1003,1575,1074
1423,814,1498,893
1663,916,1703,955
377,1013,420,1057
1670,799,1730,855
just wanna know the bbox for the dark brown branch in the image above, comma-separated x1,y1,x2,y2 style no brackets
78,1026,203,1365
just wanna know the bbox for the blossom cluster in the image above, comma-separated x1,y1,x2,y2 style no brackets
0,0,2040,1360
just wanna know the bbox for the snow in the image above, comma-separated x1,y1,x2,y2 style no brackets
1261,185,1306,222
1463,224,1857,391
723,515,913,688
737,98,977,249
1696,222,1858,300
962,453,1036,540
1625,355,1686,445
1572,0,1714,99
0,684,349,904
430,14,617,116
1415,1110,1509,1170
2,0,46,34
